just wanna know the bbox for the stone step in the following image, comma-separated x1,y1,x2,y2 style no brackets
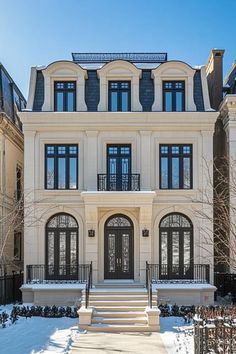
89,305,147,312
87,300,149,306
95,283,145,289
89,288,147,295
94,311,145,318
92,316,147,324
80,323,158,332
88,294,148,301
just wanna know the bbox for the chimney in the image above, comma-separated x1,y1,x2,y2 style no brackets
206,49,225,110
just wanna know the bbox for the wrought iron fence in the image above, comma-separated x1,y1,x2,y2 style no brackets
194,306,236,353
0,271,23,305
26,264,92,284
85,262,92,309
147,264,210,283
97,174,140,191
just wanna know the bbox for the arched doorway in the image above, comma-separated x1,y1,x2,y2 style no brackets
104,214,134,279
46,213,78,280
159,213,193,279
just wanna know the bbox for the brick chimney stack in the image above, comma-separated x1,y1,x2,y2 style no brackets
206,49,225,110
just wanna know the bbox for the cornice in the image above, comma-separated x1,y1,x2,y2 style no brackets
0,113,23,149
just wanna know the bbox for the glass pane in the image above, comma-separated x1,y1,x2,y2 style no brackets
121,92,129,111
172,158,179,188
121,158,129,174
55,92,64,111
161,157,168,188
184,231,191,264
122,233,129,272
47,158,54,189
47,232,54,275
108,233,116,272
111,92,118,111
47,214,78,228
107,216,131,227
172,231,179,266
47,146,54,154
183,157,191,189
109,158,117,174
59,232,66,275
67,92,75,112
176,92,183,111
108,147,118,154
58,146,66,155
58,158,66,189
164,92,172,111
161,232,168,264
69,157,77,189
160,214,191,228
70,231,77,268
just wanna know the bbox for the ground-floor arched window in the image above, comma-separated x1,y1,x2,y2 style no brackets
159,213,193,279
46,213,78,280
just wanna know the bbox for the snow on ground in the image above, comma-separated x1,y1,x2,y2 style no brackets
160,316,194,354
0,305,194,354
0,305,78,354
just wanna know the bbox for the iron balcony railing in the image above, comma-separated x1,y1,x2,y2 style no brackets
97,174,140,191
146,264,210,283
26,264,92,284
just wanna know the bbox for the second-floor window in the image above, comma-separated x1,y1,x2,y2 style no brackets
45,144,78,190
54,81,76,112
160,144,192,189
16,166,22,201
108,81,131,112
163,81,185,112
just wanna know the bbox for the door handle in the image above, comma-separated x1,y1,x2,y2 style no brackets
116,258,119,265
119,258,122,265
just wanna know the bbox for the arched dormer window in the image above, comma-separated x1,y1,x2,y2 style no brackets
97,60,142,112
152,61,196,112
42,61,87,112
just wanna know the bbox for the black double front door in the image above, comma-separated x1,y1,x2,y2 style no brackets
104,216,134,279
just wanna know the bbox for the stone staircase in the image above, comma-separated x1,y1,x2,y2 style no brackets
79,284,160,332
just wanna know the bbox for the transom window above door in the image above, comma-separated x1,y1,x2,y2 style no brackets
108,81,131,112
163,81,185,112
160,144,192,189
54,81,76,112
45,144,78,190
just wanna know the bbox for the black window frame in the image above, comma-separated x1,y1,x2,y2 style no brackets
14,231,22,261
108,81,131,112
45,144,78,190
159,144,193,190
54,81,76,112
163,81,185,112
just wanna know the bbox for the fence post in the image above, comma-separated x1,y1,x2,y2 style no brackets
12,271,15,303
4,272,7,305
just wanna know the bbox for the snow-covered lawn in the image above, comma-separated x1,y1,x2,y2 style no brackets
160,316,194,354
0,305,78,354
0,305,194,354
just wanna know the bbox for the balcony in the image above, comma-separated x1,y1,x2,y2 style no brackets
26,264,92,284
97,174,140,191
146,263,210,284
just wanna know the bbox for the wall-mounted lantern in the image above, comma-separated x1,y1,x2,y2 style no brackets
142,228,149,237
88,229,95,237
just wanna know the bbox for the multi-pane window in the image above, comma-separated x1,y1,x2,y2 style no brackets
14,231,22,260
54,81,76,112
16,166,22,201
108,81,131,112
45,145,78,190
160,144,192,189
163,81,185,112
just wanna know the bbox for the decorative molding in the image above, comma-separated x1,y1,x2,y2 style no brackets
0,113,23,149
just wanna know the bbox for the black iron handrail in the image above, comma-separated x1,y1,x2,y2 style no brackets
97,173,140,191
26,264,91,283
146,261,153,308
85,262,92,308
146,263,210,283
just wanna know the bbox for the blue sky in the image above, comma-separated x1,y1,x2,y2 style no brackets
0,0,235,98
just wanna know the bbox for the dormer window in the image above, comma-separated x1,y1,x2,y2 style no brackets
108,81,131,112
54,81,76,112
163,81,185,112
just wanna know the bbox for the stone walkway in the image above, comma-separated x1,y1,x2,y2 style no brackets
70,331,167,354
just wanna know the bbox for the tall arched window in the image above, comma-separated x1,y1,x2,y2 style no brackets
46,213,78,280
159,213,193,279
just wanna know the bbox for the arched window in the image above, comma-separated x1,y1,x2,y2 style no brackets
46,213,78,280
159,213,193,279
